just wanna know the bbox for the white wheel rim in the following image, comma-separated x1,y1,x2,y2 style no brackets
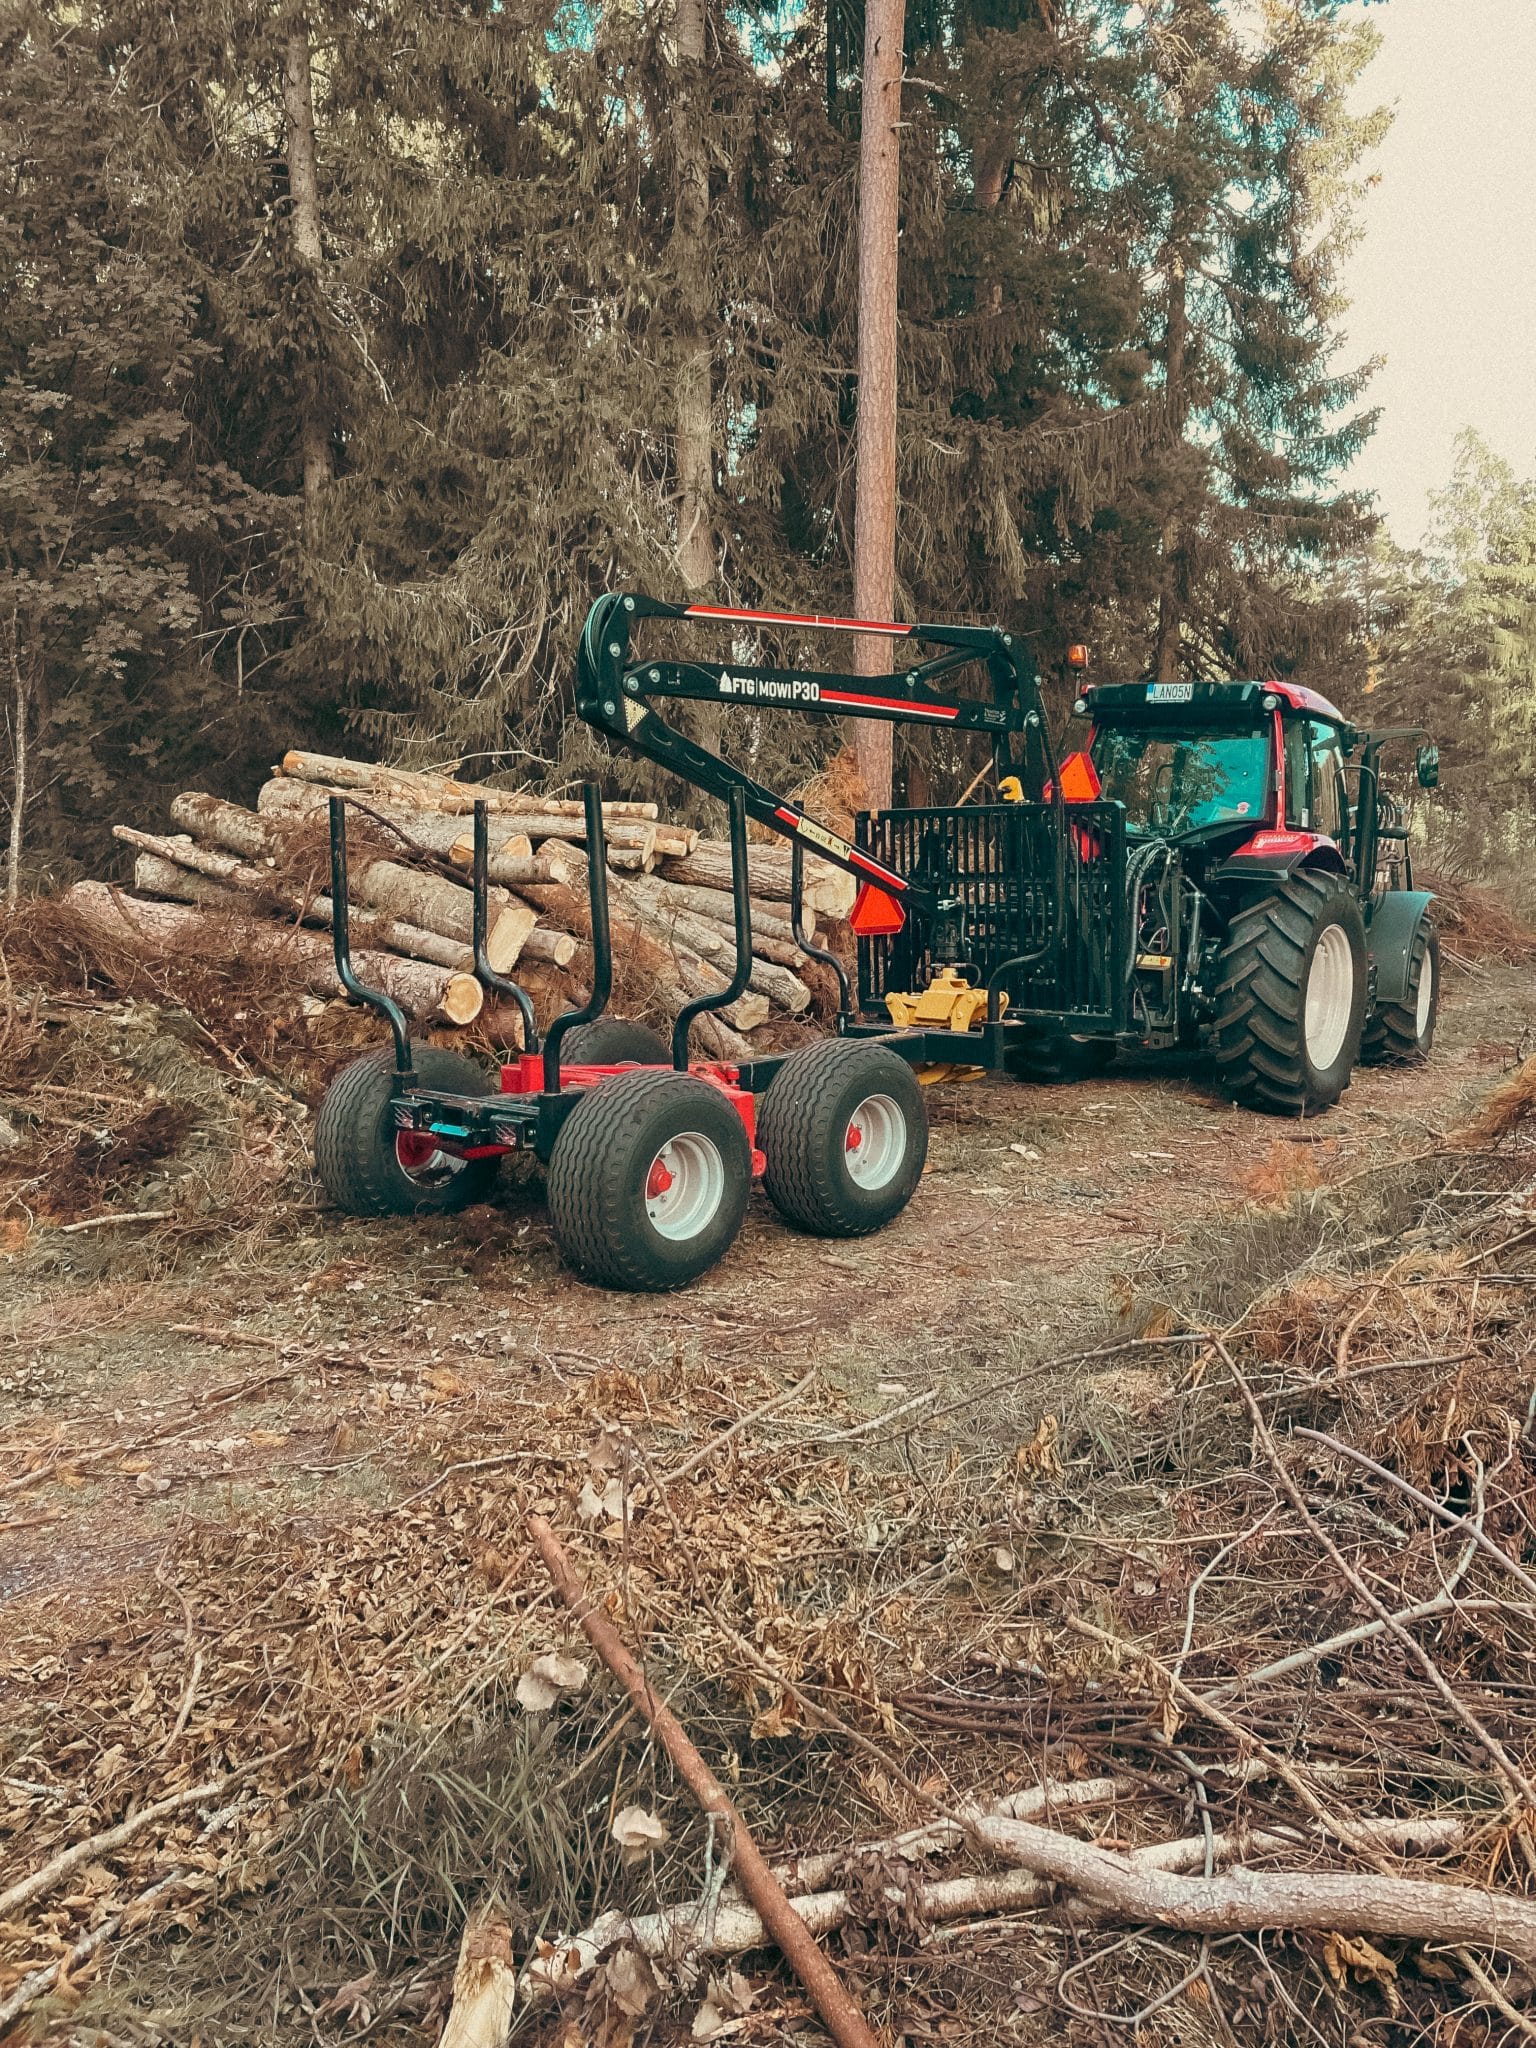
1415,947,1435,1037
844,1093,906,1190
644,1131,725,1241
395,1131,466,1189
1304,924,1355,1070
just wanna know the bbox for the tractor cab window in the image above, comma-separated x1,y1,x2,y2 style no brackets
1284,720,1310,828
1308,721,1348,842
1091,719,1270,835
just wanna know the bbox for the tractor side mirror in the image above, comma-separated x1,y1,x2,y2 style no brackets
1416,743,1440,790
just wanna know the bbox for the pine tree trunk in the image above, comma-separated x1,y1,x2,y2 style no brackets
1153,253,1188,683
5,606,25,906
851,0,904,808
282,20,332,528
671,0,714,591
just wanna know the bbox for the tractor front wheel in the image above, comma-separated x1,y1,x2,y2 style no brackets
546,1068,751,1290
758,1041,928,1237
1362,916,1440,1065
1212,872,1367,1116
315,1045,499,1215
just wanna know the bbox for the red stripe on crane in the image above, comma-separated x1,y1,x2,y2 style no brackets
683,604,915,636
819,688,958,720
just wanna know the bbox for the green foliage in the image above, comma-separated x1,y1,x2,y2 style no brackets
3,0,1510,867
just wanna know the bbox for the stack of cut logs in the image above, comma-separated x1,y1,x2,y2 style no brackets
63,751,856,1060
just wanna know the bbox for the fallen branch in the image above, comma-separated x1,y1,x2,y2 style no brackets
966,1808,1536,1961
525,1514,881,2048
0,1870,199,2031
0,1777,225,1919
56,1207,173,1235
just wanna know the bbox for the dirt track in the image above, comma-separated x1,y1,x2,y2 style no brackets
4,958,1533,1645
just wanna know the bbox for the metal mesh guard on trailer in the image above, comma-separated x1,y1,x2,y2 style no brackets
855,802,1127,1025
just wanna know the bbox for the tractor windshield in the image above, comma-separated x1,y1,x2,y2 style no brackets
1091,720,1271,836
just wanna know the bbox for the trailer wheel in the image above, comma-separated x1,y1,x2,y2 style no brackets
546,1068,751,1291
1362,915,1440,1065
315,1045,498,1215
560,1017,670,1066
1213,872,1367,1116
1005,1033,1117,1084
758,1042,928,1237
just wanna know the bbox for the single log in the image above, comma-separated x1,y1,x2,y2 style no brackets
168,792,281,861
277,752,659,820
605,846,650,872
519,926,578,969
651,826,699,858
357,858,536,971
444,836,579,886
257,780,532,862
630,876,816,949
520,816,658,859
63,882,482,1023
663,841,856,920
127,846,477,973
526,1515,882,2048
671,948,771,1032
440,1903,519,2048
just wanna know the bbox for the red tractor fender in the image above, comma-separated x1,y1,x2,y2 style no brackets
1211,828,1349,883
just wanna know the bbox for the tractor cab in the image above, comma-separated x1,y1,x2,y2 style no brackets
1073,679,1354,873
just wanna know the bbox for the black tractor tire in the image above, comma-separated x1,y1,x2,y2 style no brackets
1004,1033,1118,1084
560,1017,670,1066
1362,916,1440,1065
758,1041,928,1237
546,1068,751,1291
315,1044,498,1215
1212,871,1368,1117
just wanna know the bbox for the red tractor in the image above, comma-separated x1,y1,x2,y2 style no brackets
312,594,1440,1291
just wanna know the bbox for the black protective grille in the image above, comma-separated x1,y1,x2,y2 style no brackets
856,802,1128,1025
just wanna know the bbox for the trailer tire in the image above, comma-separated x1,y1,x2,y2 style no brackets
547,1068,750,1291
315,1045,498,1215
758,1042,928,1237
560,1017,670,1066
1361,916,1440,1065
1212,872,1367,1116
1005,1033,1117,1084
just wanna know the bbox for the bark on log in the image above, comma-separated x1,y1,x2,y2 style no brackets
672,949,771,1032
356,859,536,971
631,876,815,949
966,1810,1536,1962
663,842,856,919
519,880,754,1060
130,854,477,974
444,838,581,887
276,752,658,820
257,779,533,862
519,926,578,969
64,882,482,1024
167,793,283,861
624,891,810,1012
440,1904,519,2048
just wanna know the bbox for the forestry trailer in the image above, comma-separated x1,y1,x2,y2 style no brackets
313,591,1441,1292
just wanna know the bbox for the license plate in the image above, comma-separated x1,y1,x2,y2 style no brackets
1146,682,1194,703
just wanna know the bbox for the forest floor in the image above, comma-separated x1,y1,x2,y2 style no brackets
3,942,1536,2046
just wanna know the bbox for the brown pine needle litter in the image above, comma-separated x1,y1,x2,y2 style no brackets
0,1057,1533,2046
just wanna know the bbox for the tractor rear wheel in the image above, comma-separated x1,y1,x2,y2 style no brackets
1361,916,1440,1065
546,1068,751,1290
1212,872,1367,1116
315,1044,498,1215
560,1017,670,1065
758,1041,928,1236
1005,1033,1117,1084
